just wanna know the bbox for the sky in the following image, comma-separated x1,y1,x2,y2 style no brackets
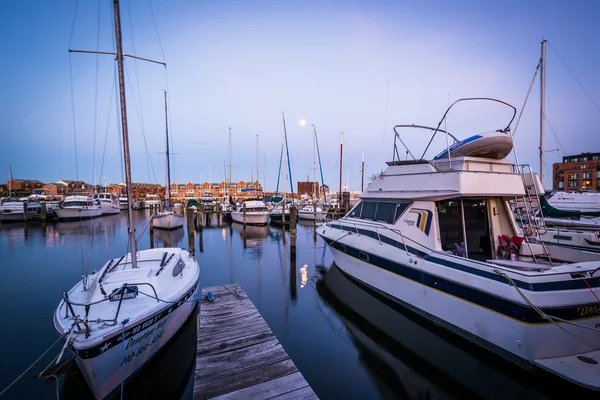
1,0,599,192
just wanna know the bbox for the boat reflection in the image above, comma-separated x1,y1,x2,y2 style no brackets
153,226,184,247
230,223,271,261
316,265,585,400
61,306,197,399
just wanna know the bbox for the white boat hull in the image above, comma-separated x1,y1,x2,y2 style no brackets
153,213,184,230
298,210,327,221
73,290,197,399
320,226,600,389
231,211,270,226
100,202,120,215
55,207,102,220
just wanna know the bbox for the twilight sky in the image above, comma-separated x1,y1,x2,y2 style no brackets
1,0,599,192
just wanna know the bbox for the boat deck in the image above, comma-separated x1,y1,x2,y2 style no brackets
194,284,317,400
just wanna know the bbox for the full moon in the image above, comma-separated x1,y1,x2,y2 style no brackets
299,119,306,126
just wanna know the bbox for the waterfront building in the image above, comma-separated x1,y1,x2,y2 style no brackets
552,151,600,191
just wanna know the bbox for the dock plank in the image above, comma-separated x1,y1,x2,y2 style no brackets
195,284,317,399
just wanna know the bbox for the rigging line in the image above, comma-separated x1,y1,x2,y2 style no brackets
99,70,117,182
547,41,600,114
114,62,125,183
92,0,102,188
124,65,158,184
126,0,148,172
147,0,166,62
68,0,80,47
380,81,389,172
68,55,80,182
544,115,568,155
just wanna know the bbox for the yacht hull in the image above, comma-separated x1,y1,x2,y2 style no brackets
100,202,120,215
55,207,102,220
323,240,600,390
153,213,184,230
231,212,269,226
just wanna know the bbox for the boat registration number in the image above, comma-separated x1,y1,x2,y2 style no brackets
109,286,138,302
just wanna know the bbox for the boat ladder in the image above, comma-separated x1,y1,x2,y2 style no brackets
513,165,553,266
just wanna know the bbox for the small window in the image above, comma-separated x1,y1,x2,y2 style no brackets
359,252,369,261
394,202,410,221
361,201,377,220
348,202,363,218
375,202,396,224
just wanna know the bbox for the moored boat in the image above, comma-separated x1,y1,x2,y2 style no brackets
93,193,120,215
55,195,102,220
53,2,200,398
318,98,600,390
231,200,270,226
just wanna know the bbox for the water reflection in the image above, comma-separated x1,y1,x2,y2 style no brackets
154,227,185,248
317,265,591,400
230,223,271,260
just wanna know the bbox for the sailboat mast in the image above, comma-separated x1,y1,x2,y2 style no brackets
313,128,316,201
228,127,232,196
540,39,547,189
282,113,295,203
339,132,343,202
164,90,171,208
113,0,137,268
313,125,327,204
361,152,365,192
256,135,259,190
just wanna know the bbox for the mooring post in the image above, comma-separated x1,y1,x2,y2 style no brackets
199,226,204,253
41,201,47,223
198,203,204,231
313,203,316,224
290,205,297,252
23,202,28,222
187,206,194,234
243,202,247,229
282,199,287,225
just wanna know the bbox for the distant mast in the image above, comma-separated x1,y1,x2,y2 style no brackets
256,135,259,191
361,152,365,192
228,127,232,197
312,127,317,201
339,132,343,202
164,90,171,209
540,39,547,189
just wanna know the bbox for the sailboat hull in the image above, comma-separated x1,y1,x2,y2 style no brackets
55,207,103,220
153,213,184,230
72,284,198,399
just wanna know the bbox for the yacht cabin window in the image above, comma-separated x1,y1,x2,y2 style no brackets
347,201,411,224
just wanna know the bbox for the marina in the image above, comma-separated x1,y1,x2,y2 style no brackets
1,0,600,399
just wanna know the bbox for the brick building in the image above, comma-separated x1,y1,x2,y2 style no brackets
43,182,68,196
553,152,600,191
297,181,320,197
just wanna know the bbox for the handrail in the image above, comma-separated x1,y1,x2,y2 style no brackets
392,98,516,164
327,217,412,256
419,97,516,162
392,125,458,163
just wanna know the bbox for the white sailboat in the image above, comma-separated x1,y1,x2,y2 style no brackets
318,98,600,391
53,3,199,399
153,90,184,230
231,199,270,225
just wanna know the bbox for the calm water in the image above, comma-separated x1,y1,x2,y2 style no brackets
0,211,590,399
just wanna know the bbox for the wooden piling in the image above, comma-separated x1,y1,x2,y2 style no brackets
242,202,247,229
41,201,47,223
187,206,195,234
194,284,317,399
290,205,297,252
23,202,28,222
198,204,204,231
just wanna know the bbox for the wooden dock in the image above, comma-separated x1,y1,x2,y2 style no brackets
194,284,318,400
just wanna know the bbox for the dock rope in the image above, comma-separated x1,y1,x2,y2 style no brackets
493,269,600,350
0,334,67,397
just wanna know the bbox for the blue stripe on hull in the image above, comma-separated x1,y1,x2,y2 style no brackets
323,237,600,324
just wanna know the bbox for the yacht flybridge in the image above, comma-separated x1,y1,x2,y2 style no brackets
53,1,199,398
318,98,600,391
